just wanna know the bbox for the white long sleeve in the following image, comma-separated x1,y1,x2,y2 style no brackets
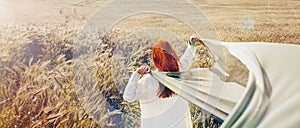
123,72,156,102
123,72,141,102
180,44,196,71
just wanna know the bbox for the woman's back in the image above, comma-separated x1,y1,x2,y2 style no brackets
138,74,192,128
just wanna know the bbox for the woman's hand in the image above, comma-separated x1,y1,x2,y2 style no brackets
188,34,201,46
136,66,151,75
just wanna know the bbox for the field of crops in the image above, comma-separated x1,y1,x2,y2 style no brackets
0,0,299,127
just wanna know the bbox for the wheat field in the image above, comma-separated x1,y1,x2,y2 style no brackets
0,0,299,127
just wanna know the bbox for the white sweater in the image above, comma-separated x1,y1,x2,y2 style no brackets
123,44,196,128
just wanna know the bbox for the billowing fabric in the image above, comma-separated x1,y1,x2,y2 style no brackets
222,40,300,128
151,39,300,128
123,44,196,128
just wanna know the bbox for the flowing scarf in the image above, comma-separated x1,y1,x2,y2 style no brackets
151,39,300,128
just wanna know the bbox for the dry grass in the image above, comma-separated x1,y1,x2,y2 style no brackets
0,0,299,127
0,25,104,127
193,0,300,44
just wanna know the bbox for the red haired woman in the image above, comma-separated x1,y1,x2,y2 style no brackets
123,35,200,128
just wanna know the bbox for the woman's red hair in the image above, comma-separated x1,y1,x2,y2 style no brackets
152,40,179,98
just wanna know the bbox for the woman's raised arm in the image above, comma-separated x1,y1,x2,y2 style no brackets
123,66,151,102
179,34,199,71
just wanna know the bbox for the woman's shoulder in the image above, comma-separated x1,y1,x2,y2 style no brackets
140,74,157,83
141,74,154,80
